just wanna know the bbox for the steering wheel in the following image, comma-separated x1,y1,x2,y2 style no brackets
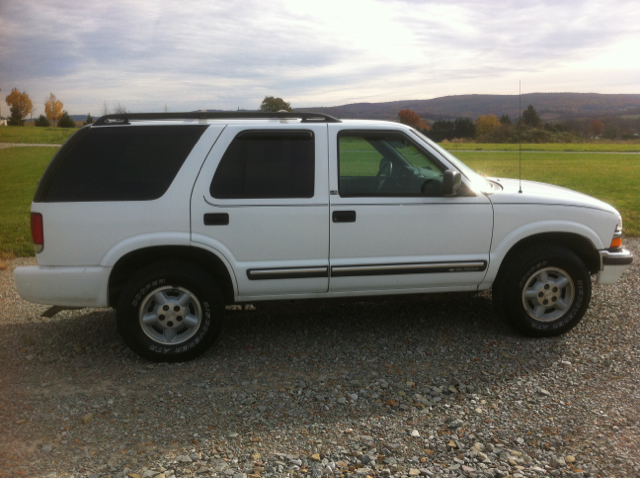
376,158,393,192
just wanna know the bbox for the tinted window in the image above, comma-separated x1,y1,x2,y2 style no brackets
41,125,207,202
338,131,445,197
210,131,314,199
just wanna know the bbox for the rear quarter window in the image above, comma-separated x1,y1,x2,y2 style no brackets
36,125,207,202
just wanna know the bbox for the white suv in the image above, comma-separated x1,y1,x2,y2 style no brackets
14,112,633,362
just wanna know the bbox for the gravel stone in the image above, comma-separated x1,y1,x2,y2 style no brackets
1,241,640,477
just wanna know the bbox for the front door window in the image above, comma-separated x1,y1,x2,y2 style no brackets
338,131,446,197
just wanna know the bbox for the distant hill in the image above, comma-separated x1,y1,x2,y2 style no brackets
296,93,640,122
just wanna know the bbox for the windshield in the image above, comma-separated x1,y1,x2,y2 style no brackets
410,129,493,191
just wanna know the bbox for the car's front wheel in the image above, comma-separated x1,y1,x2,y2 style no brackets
494,244,592,336
116,261,224,362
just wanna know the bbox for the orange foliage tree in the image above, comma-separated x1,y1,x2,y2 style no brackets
475,114,502,137
5,88,33,120
45,93,64,127
589,119,605,138
398,109,430,131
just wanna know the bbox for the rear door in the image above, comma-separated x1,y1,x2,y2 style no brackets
191,123,329,298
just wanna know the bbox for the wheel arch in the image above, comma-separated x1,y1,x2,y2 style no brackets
108,245,236,307
495,232,601,284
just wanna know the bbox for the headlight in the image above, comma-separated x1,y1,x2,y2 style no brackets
610,219,623,248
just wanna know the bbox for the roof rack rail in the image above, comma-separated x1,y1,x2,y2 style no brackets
93,111,341,126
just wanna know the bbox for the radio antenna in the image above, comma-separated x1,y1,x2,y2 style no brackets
518,81,523,194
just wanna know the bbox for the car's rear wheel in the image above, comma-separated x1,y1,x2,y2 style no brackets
116,261,224,362
493,244,591,336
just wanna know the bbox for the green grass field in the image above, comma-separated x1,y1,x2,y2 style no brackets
0,126,78,144
0,145,638,258
0,147,58,257
443,142,640,152
456,151,640,237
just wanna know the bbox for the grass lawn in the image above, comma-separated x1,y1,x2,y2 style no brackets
0,147,58,258
456,151,640,237
0,126,78,144
443,142,640,152
0,146,638,258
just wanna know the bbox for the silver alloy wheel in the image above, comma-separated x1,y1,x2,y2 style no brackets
521,266,575,322
138,286,202,345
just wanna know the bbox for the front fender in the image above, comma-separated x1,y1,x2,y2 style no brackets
481,220,603,289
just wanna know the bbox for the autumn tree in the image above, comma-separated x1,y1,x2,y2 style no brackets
58,111,76,128
475,114,501,137
588,119,605,138
522,104,542,128
5,88,33,122
398,109,430,131
45,93,63,127
260,97,292,112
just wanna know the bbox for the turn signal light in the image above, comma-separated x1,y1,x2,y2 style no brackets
610,237,622,249
31,212,44,253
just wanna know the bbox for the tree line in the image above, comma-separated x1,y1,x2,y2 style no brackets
4,88,93,128
398,105,640,143
4,92,638,141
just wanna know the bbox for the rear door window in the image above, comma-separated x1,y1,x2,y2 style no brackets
210,130,315,199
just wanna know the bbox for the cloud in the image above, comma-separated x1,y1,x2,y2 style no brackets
1,0,638,114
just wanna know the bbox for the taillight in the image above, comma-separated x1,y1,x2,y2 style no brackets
31,212,44,253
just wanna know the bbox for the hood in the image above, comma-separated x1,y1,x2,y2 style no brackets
486,178,619,216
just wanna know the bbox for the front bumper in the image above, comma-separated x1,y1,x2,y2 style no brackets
597,248,633,284
14,265,111,307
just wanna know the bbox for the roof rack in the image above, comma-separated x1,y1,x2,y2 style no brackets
93,111,341,126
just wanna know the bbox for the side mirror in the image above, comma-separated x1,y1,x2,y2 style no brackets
442,170,462,196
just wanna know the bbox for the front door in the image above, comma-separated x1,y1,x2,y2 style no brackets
328,126,493,293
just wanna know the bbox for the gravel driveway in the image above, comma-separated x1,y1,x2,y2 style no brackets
1,240,638,478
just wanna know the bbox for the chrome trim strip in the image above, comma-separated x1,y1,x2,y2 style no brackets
599,248,633,269
247,266,329,280
331,261,487,277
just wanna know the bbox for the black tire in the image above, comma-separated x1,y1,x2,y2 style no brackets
493,244,591,337
116,261,224,362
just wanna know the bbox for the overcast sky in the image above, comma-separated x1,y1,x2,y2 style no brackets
1,0,639,116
